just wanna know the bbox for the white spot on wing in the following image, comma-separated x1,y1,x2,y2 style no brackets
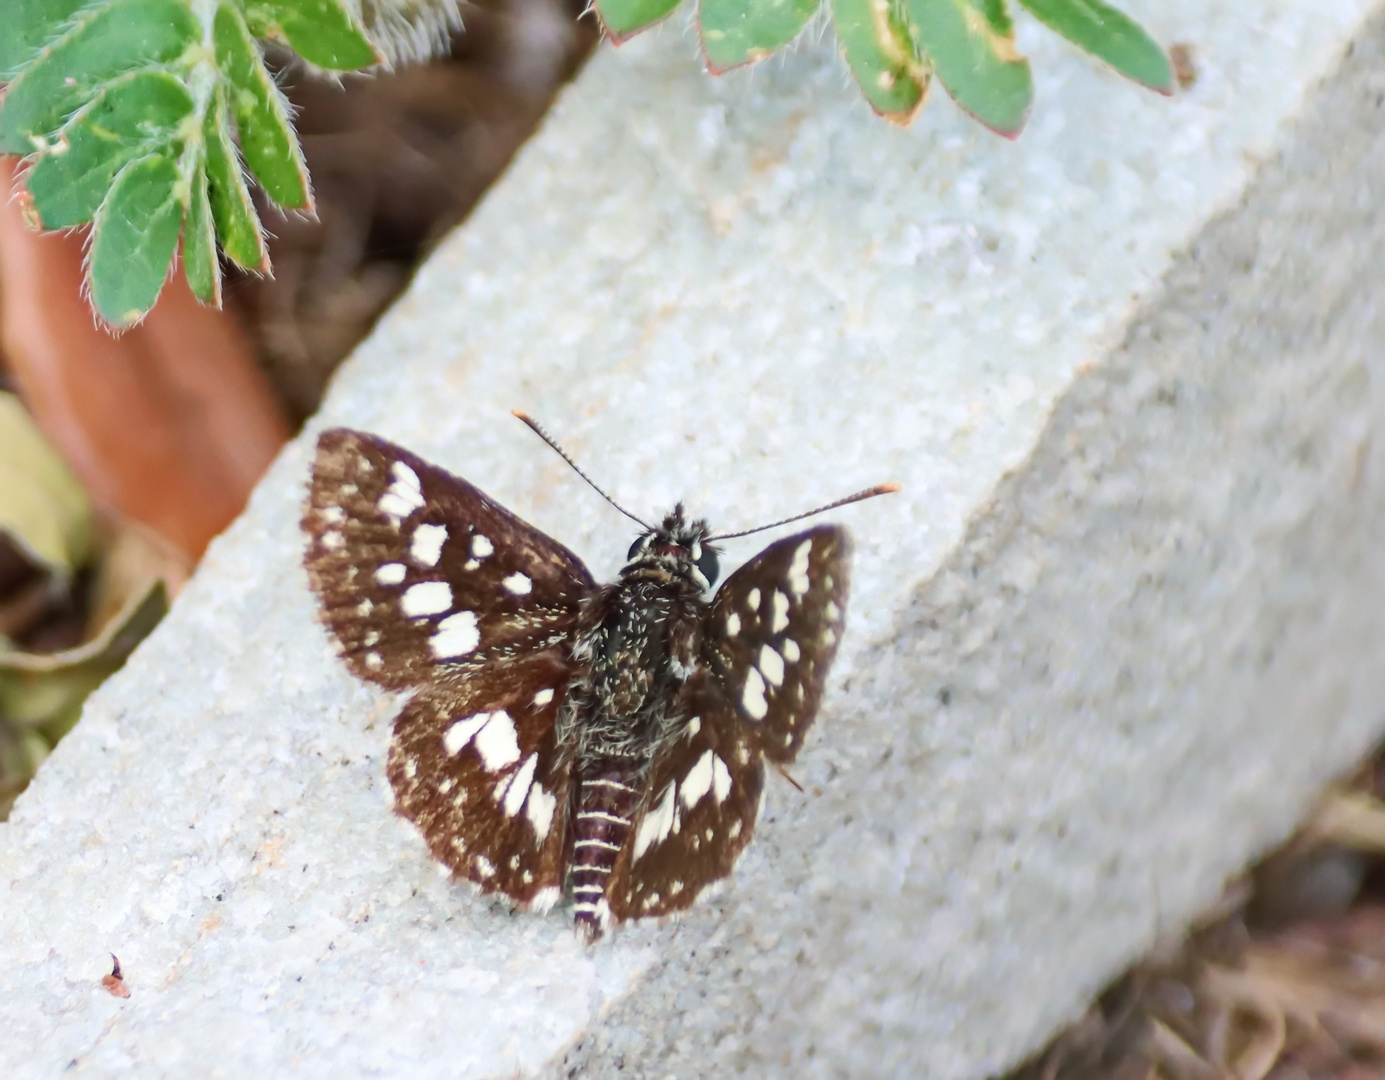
401,581,452,617
410,523,447,567
725,612,740,637
825,600,841,621
746,587,760,611
502,572,532,595
788,539,812,595
686,716,701,738
471,534,494,558
378,461,425,521
758,644,785,687
430,610,479,658
527,783,557,842
633,783,677,860
474,855,495,879
472,709,520,770
530,886,561,913
772,590,790,632
741,667,768,720
679,750,716,809
365,652,383,670
712,756,732,803
321,530,344,551
443,713,490,755
375,563,406,585
533,688,554,706
782,638,801,662
501,753,538,817
321,506,346,524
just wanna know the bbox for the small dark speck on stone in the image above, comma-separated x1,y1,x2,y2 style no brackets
938,687,952,706
216,894,224,901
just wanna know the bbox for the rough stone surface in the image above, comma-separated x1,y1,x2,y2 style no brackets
3,2,1384,1078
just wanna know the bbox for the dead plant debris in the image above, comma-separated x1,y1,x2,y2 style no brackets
1006,763,1385,1080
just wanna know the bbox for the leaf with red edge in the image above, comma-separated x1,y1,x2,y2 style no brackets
903,0,1033,137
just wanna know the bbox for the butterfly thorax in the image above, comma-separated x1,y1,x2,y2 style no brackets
563,576,704,767
559,504,718,769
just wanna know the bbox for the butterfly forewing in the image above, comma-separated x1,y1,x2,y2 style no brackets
388,654,574,906
701,526,851,763
303,428,595,691
607,672,765,921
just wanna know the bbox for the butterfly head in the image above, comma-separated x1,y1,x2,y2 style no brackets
623,503,720,591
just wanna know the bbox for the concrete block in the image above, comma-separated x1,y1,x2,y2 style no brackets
3,2,1384,1076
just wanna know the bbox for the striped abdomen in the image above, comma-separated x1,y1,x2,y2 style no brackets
569,763,641,939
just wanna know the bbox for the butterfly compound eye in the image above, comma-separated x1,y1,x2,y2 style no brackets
627,534,650,561
696,545,719,588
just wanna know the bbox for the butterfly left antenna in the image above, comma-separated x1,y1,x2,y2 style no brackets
513,411,653,531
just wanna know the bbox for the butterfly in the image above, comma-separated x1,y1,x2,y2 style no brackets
301,415,895,939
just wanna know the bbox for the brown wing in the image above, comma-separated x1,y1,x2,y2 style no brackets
700,526,851,762
605,671,764,922
303,428,595,692
387,652,574,907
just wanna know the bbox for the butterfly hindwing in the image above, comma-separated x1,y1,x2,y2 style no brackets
387,651,574,906
701,526,851,763
606,671,764,922
303,428,596,691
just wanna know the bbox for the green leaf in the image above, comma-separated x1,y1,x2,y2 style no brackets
89,154,185,328
832,0,929,123
203,83,269,272
183,151,221,305
903,0,1033,136
1017,0,1172,93
700,0,819,71
0,0,198,155
0,0,92,80
213,2,313,210
596,0,684,42
26,70,194,230
0,392,94,580
242,0,380,70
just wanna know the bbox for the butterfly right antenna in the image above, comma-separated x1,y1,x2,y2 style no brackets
708,483,899,541
513,411,654,531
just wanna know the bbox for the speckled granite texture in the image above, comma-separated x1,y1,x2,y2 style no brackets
3,2,1384,1077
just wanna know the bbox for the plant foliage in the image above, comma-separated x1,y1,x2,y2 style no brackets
0,0,1170,328
0,0,378,328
